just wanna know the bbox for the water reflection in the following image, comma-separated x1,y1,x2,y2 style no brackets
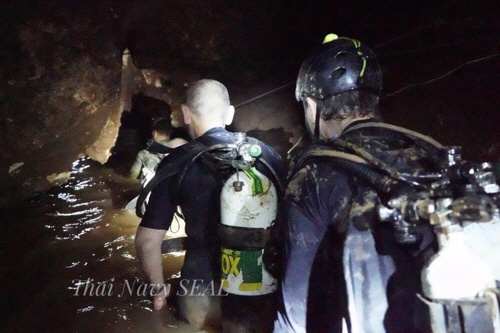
1,157,196,333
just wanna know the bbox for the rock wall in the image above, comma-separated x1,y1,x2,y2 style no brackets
1,1,124,206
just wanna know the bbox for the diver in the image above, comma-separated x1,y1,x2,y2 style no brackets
135,79,286,332
129,117,187,185
273,34,441,333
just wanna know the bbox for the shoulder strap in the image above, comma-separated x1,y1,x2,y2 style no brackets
135,142,207,217
295,148,368,166
289,144,368,179
342,122,444,149
147,142,174,154
289,142,426,196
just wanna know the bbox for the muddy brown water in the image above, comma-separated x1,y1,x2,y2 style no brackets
1,157,200,333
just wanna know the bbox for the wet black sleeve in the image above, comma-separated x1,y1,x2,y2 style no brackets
139,175,176,230
274,162,353,332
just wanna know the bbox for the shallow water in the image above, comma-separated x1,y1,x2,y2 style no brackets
1,157,199,333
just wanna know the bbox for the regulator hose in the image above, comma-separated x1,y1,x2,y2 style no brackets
292,149,417,197
324,157,398,194
326,139,434,188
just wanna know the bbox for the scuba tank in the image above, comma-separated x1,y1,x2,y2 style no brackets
376,149,500,333
380,194,500,333
219,133,278,295
419,195,500,333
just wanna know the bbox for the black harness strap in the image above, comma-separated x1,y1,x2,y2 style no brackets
147,142,175,154
342,121,444,149
135,142,207,217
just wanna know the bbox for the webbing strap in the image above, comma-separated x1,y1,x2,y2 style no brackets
343,122,444,149
297,149,368,165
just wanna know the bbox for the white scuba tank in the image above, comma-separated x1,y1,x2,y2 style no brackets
422,225,496,299
220,167,278,295
421,223,500,332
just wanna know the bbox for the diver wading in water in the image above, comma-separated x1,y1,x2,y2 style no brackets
273,34,500,333
129,118,187,185
135,79,286,332
126,118,187,210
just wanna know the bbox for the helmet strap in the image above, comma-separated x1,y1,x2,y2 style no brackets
303,97,325,143
303,97,322,143
313,104,321,143
312,98,327,143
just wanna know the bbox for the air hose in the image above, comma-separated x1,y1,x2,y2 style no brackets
292,148,418,197
327,139,436,189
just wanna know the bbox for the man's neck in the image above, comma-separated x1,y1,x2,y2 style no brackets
154,135,169,142
190,120,225,139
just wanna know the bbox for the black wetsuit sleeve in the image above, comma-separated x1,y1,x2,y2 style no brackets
139,176,176,230
274,163,353,332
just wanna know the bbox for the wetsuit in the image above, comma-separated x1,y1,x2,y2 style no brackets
274,120,438,333
141,127,286,331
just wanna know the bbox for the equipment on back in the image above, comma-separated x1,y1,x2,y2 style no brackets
295,34,382,102
378,149,500,333
135,142,207,218
136,132,282,296
140,150,165,184
217,133,278,295
291,122,500,333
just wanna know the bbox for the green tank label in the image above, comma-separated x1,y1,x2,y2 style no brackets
221,247,263,291
243,168,264,195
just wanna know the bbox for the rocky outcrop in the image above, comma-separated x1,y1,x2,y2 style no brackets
1,3,122,205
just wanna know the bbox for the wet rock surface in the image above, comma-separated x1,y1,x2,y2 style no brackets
1,1,122,206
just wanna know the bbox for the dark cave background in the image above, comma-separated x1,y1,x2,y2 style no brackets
1,0,499,206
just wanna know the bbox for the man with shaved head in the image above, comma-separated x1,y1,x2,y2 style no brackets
182,79,232,138
135,79,285,332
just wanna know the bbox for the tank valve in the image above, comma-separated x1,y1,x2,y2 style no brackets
233,181,244,192
249,144,262,157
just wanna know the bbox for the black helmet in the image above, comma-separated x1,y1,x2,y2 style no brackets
296,34,382,101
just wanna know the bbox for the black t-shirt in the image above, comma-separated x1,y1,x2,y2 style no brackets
140,127,286,282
